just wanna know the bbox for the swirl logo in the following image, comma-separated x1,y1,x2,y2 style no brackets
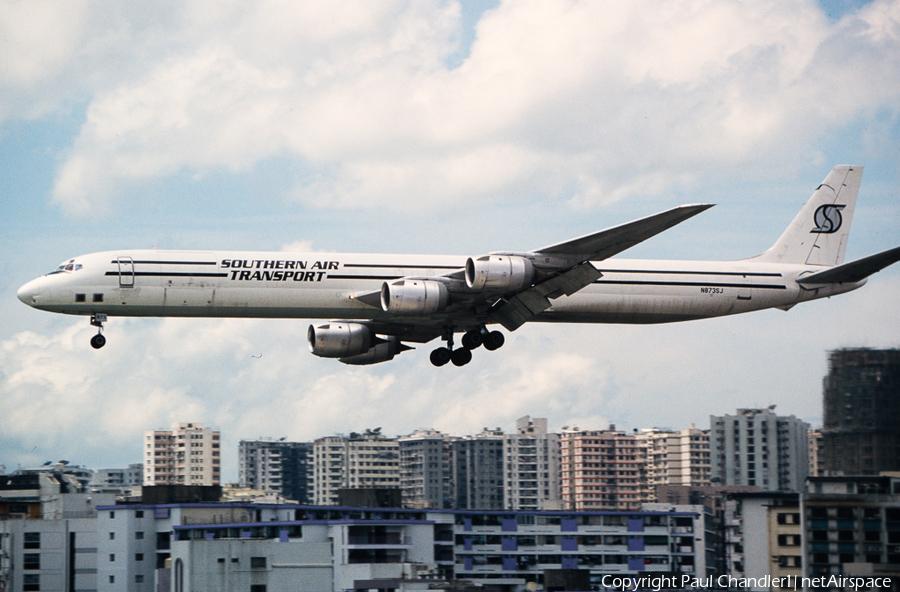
811,204,845,234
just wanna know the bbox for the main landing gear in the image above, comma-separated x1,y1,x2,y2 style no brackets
430,327,505,367
90,314,107,349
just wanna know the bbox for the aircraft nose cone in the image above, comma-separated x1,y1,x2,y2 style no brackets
17,278,42,307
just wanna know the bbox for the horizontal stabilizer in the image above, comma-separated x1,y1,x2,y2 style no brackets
797,245,900,284
535,203,714,261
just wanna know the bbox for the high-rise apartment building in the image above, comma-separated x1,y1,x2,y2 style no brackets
398,429,454,509
710,408,809,492
503,416,561,510
143,422,221,486
312,430,399,505
560,427,645,511
807,429,825,477
239,439,314,503
453,428,505,510
821,348,900,475
636,425,710,500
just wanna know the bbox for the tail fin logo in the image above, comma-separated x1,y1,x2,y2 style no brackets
811,204,845,234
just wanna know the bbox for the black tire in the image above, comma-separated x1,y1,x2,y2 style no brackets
461,330,483,350
90,334,106,349
451,347,473,366
430,347,451,366
483,331,505,351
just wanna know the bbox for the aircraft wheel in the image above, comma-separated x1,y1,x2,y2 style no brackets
461,330,483,350
91,334,106,349
451,347,473,367
483,331,505,351
430,347,451,367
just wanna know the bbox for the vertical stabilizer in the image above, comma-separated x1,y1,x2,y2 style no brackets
754,165,862,266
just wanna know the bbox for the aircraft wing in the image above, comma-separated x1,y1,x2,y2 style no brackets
354,203,714,333
483,203,714,330
797,245,900,285
534,203,714,262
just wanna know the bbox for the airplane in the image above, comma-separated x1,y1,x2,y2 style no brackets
17,165,900,367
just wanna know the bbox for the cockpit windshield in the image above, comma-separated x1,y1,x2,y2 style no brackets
47,259,83,275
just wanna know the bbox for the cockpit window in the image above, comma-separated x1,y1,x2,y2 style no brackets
48,260,82,275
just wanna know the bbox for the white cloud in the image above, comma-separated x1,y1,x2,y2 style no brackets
20,0,896,216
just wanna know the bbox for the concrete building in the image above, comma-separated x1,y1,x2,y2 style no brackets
637,425,710,501
4,486,710,592
801,474,900,582
143,423,221,486
723,492,802,591
452,428,505,510
503,416,561,511
398,429,454,509
0,474,115,592
313,430,400,506
101,502,706,591
238,439,314,503
821,348,900,475
808,429,825,478
710,408,810,492
560,428,645,511
90,464,143,494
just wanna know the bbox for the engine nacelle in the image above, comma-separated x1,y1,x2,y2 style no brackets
340,336,407,365
465,255,535,292
380,280,449,316
308,322,373,358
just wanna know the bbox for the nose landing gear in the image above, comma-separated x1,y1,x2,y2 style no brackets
90,314,107,349
430,327,504,367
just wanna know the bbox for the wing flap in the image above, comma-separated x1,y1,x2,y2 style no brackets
797,245,900,285
489,262,602,331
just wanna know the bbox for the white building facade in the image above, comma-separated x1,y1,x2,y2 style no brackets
503,416,561,511
143,423,221,486
398,429,454,509
313,431,400,505
710,408,809,492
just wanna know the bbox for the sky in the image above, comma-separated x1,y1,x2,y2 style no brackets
1,0,898,483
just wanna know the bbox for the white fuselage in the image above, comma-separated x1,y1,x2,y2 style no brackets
17,249,863,330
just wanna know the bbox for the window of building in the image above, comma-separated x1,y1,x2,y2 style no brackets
136,553,144,561
23,574,40,591
23,553,40,570
24,532,40,549
136,531,144,540
777,512,800,525
250,586,267,592
136,575,144,583
136,510,144,518
251,557,267,569
110,554,115,562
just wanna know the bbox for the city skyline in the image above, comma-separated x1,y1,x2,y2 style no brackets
2,0,898,482
6,407,801,488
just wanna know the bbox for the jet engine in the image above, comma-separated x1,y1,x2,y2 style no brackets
308,323,410,365
465,255,534,292
339,336,408,365
380,280,449,315
308,322,373,358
